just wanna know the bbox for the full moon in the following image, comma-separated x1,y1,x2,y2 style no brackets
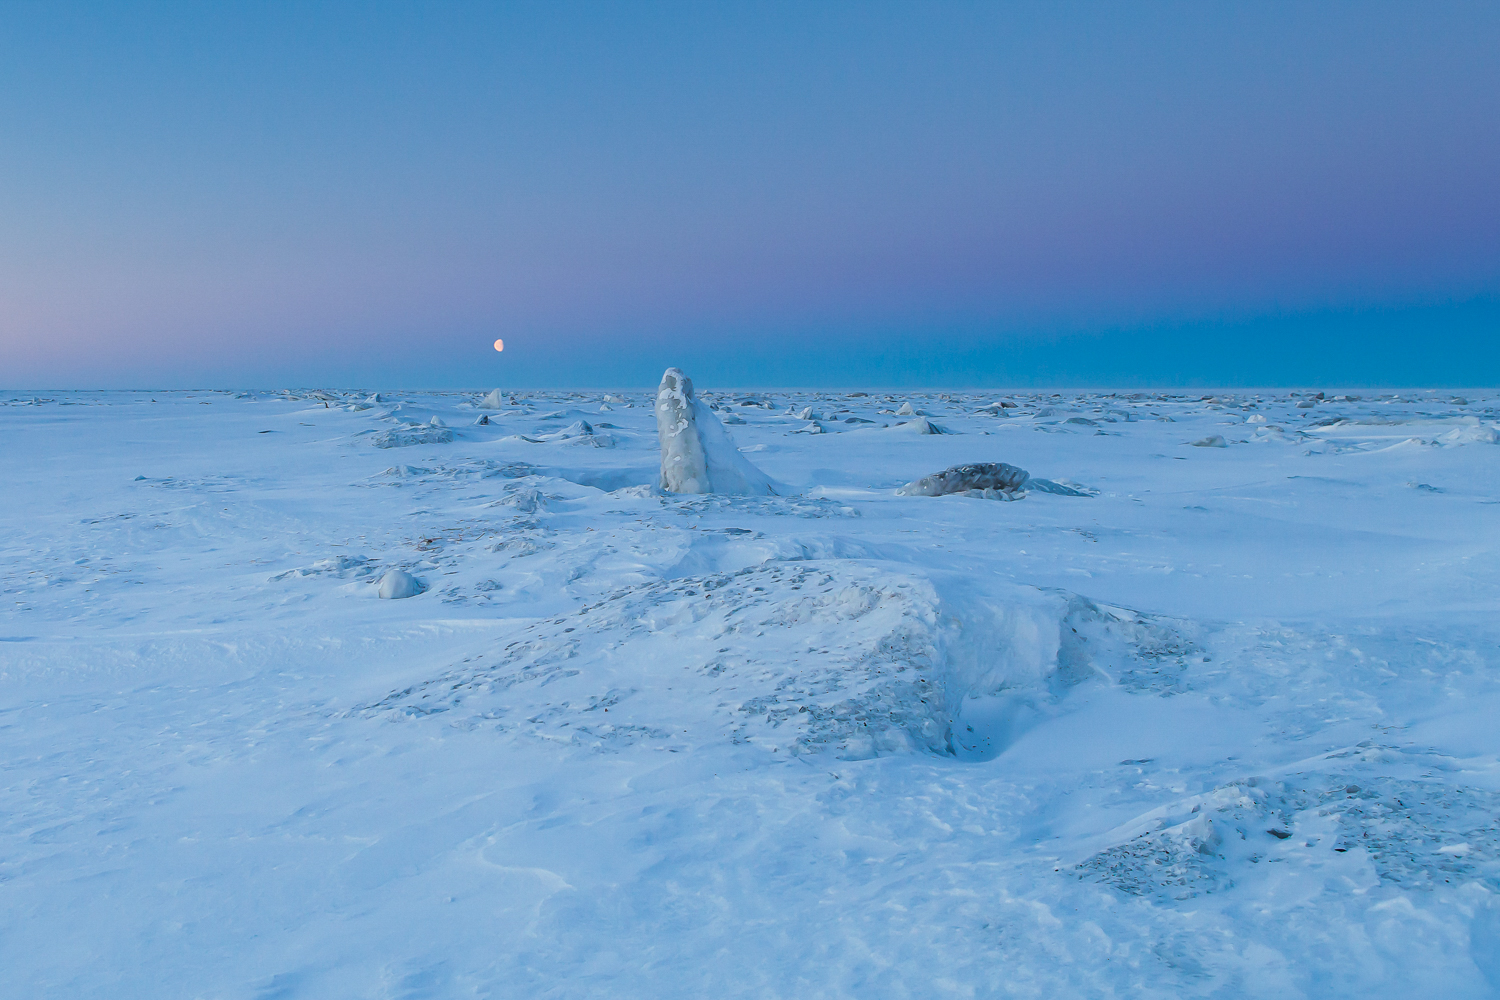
493,339,504,352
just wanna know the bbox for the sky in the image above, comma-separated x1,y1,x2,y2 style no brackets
2,0,1498,389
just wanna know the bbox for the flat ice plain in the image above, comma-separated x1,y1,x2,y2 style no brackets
4,386,1499,998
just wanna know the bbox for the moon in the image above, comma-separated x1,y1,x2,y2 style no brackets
493,339,504,352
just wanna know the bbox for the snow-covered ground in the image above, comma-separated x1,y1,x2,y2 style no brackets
4,386,1499,998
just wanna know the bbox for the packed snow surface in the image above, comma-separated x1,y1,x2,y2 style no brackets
4,386,1500,998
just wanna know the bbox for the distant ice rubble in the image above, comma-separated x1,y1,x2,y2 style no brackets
884,416,953,434
366,458,536,486
505,419,616,448
656,367,778,495
367,416,455,449
896,462,1095,500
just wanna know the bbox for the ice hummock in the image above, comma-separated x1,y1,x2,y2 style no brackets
897,462,1093,498
655,368,777,495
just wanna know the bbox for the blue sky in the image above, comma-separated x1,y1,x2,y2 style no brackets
2,1,1497,388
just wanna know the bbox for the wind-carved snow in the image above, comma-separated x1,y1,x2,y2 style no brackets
361,562,950,755
1078,760,1500,902
269,554,377,582
357,562,1193,763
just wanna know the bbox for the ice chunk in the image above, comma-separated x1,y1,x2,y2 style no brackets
376,569,423,599
887,416,951,434
477,389,506,409
655,368,777,495
897,462,1030,497
897,463,1093,498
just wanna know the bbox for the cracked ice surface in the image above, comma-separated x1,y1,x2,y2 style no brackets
3,386,1500,998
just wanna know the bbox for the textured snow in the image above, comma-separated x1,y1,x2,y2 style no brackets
4,387,1500,998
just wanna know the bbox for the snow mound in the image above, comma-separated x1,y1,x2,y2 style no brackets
477,389,506,409
655,368,777,495
376,569,424,599
357,562,1179,761
897,463,1095,499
